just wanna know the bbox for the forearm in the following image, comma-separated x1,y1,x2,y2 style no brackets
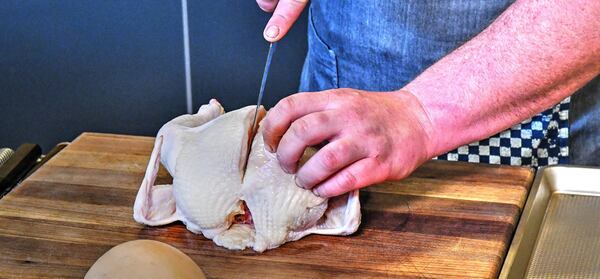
402,0,600,157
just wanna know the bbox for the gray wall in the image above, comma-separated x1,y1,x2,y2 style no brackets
0,1,308,152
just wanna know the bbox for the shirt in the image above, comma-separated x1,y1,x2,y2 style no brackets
298,0,572,167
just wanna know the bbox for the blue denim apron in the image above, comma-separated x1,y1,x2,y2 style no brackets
299,0,573,167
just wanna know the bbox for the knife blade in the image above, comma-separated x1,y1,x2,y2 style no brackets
251,42,277,134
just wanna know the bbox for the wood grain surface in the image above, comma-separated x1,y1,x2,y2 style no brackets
0,133,534,278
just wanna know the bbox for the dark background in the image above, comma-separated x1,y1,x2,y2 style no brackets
0,1,308,152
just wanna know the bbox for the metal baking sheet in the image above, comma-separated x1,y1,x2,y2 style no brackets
500,166,600,279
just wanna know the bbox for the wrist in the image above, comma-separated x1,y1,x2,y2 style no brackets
392,89,440,160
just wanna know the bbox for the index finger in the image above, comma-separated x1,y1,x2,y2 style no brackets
262,91,332,152
263,0,309,42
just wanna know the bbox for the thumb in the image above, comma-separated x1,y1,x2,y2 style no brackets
263,0,308,42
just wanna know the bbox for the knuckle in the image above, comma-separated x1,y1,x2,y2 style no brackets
314,113,329,124
277,97,296,112
290,118,310,139
336,171,357,191
347,90,362,100
329,89,348,100
337,89,362,100
319,149,340,171
322,89,336,95
273,12,290,21
332,140,351,155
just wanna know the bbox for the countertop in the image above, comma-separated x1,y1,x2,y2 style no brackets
0,133,534,278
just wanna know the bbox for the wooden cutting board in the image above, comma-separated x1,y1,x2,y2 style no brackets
0,133,533,278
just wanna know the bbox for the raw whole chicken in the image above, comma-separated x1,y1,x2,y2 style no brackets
133,100,361,252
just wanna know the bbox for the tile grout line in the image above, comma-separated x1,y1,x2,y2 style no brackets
181,0,193,114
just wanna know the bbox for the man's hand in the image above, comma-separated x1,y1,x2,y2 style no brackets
256,0,308,42
262,89,437,197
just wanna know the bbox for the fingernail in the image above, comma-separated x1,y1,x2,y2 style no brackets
282,164,293,174
265,25,280,39
312,187,323,197
265,144,274,153
294,175,306,189
277,154,291,173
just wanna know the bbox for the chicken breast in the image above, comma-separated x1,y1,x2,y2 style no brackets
133,100,361,252
242,127,328,251
174,104,261,238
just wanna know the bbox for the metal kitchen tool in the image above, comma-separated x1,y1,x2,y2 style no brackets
0,148,14,168
251,42,277,134
0,143,41,197
500,165,600,278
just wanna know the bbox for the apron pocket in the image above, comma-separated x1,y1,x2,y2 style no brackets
299,6,339,91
